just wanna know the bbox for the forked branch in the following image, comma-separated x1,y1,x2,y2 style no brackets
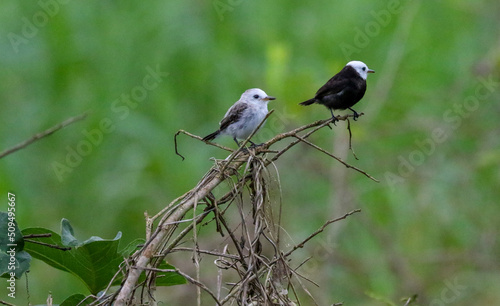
107,112,375,305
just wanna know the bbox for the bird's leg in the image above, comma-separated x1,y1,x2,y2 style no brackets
329,108,339,125
233,137,241,147
248,140,260,148
348,108,359,121
248,140,266,149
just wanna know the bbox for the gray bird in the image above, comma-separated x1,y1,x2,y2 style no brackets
203,88,276,146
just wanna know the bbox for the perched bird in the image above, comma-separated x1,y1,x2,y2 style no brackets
203,88,276,146
299,60,374,122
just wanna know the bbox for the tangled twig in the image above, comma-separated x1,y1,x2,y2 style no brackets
101,112,375,305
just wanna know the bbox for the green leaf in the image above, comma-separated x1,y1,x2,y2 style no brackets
132,262,187,287
60,293,94,306
21,228,70,273
120,238,145,257
61,218,122,247
154,263,187,287
0,211,24,252
22,218,183,294
22,219,123,295
0,250,31,279
0,211,31,278
60,218,79,247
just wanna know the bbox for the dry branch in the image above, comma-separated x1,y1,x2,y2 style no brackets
0,112,88,159
284,209,362,257
103,113,376,305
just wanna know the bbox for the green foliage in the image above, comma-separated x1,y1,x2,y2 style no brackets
60,294,94,306
22,224,122,295
21,219,185,295
60,218,122,247
138,263,187,287
0,211,31,278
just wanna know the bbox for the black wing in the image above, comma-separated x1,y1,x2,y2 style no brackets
314,77,351,99
314,65,358,99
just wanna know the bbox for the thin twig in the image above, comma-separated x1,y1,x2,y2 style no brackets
288,280,301,306
294,256,313,272
293,135,379,182
289,268,319,306
217,208,249,271
150,190,191,222
136,266,222,306
77,295,99,306
174,129,234,160
402,294,418,306
23,233,52,238
265,113,361,148
284,209,362,257
24,239,71,251
159,209,213,257
264,114,361,166
192,193,201,306
0,112,88,159
291,268,320,288
95,261,127,301
346,118,359,160
169,247,240,260
217,245,228,301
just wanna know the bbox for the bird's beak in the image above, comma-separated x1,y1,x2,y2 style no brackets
368,69,375,73
263,96,276,101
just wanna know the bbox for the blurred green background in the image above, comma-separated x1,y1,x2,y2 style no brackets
1,0,500,304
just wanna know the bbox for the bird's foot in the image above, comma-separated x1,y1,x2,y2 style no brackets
329,109,339,126
241,145,262,154
349,108,359,121
249,142,264,149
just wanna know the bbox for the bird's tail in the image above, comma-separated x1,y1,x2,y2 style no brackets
299,98,316,106
202,130,220,141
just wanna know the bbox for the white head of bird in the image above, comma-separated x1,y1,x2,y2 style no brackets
346,61,375,80
241,88,275,105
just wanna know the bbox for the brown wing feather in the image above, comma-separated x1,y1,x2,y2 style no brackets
219,102,248,131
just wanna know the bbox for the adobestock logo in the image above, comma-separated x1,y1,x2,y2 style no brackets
429,277,467,305
340,0,407,59
212,0,244,21
8,0,71,53
51,65,168,182
385,74,499,191
254,108,296,143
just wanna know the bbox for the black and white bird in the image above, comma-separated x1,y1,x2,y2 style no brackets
299,60,374,122
203,88,276,146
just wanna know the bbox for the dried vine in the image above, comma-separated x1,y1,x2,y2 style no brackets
94,113,376,305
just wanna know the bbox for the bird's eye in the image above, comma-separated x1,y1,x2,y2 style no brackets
362,67,366,71
253,94,260,99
